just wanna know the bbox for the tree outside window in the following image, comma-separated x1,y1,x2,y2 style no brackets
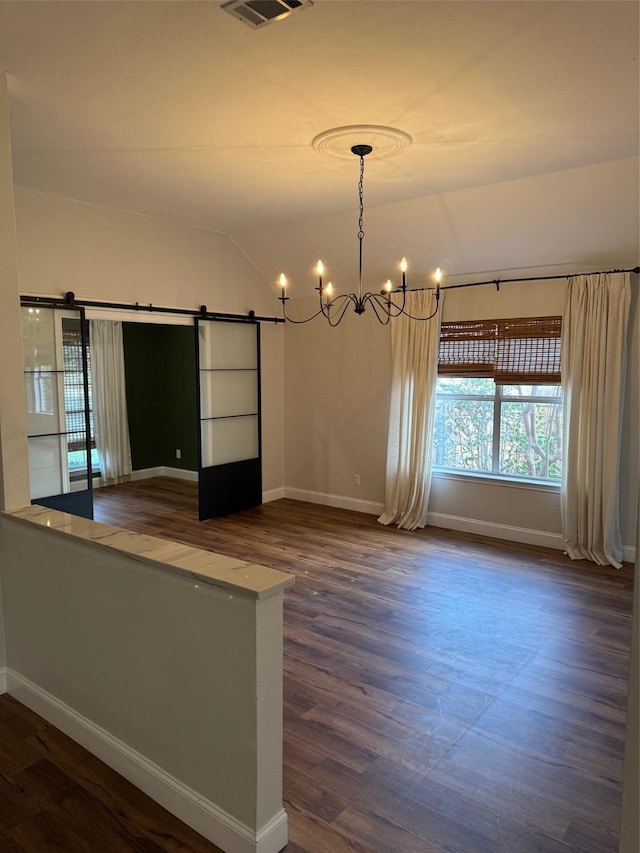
434,377,562,482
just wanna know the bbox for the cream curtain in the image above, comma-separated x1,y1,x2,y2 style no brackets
378,290,440,530
561,272,631,568
90,320,132,485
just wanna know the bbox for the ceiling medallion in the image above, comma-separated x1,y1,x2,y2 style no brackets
311,124,413,161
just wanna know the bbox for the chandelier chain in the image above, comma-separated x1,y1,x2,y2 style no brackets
357,155,365,239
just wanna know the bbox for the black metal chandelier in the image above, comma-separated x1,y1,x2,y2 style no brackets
278,144,442,326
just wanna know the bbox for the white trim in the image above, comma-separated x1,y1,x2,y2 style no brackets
132,466,198,482
130,467,164,481
160,466,198,482
0,667,6,695
99,471,284,502
427,511,564,550
432,470,561,494
281,488,567,550
429,513,635,562
284,487,384,516
5,670,288,853
269,489,637,561
84,307,192,326
93,466,199,488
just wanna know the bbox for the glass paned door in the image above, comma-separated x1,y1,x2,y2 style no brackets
196,318,262,520
21,304,94,519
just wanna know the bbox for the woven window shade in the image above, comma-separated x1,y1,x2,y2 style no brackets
438,320,497,377
438,316,561,384
495,316,561,384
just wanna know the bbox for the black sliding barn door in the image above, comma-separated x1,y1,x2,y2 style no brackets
196,318,262,520
21,303,94,519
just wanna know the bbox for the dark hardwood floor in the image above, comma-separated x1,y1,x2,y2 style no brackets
2,477,634,852
0,693,224,851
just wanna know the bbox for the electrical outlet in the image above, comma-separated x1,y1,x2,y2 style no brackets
176,449,182,459
353,474,360,486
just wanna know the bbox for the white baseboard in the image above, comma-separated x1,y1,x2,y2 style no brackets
428,513,636,562
282,488,561,545
129,466,163,482
622,545,636,564
282,489,562,549
131,466,198,483
280,488,572,552
427,511,564,550
284,487,384,516
164,466,198,482
5,670,288,853
0,666,6,694
94,467,198,489
91,472,637,563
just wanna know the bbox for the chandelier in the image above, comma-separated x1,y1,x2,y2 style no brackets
278,143,442,326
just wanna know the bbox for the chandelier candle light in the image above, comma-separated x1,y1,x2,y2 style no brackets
278,143,442,326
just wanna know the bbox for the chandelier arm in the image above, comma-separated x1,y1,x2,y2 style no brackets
365,294,392,325
279,301,327,324
320,292,351,320
382,286,408,317
326,294,356,327
394,290,441,321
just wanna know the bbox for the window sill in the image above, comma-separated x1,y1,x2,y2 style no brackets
432,469,561,494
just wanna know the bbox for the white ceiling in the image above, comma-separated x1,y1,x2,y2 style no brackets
1,1,639,293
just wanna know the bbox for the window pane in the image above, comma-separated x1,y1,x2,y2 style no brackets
436,376,495,396
199,321,257,370
434,398,494,472
200,369,258,419
201,415,259,467
22,307,57,371
499,400,563,480
500,384,562,398
28,435,68,499
24,370,64,435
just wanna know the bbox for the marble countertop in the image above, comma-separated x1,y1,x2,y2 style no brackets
3,505,294,600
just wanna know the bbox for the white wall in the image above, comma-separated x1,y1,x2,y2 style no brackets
284,275,639,554
13,188,285,494
0,77,30,513
0,73,29,687
233,157,640,300
284,302,390,508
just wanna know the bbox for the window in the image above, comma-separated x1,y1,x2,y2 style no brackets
62,320,98,474
434,317,563,483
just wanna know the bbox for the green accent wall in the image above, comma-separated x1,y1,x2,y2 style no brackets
122,323,198,472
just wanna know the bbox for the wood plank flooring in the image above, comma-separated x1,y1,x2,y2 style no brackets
2,477,635,852
0,693,224,851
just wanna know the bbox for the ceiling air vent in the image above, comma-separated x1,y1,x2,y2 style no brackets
222,0,313,29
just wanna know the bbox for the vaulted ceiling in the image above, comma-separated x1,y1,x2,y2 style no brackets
1,1,638,293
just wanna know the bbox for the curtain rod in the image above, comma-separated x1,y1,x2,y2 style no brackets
20,266,639,315
19,290,285,324
411,265,640,294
